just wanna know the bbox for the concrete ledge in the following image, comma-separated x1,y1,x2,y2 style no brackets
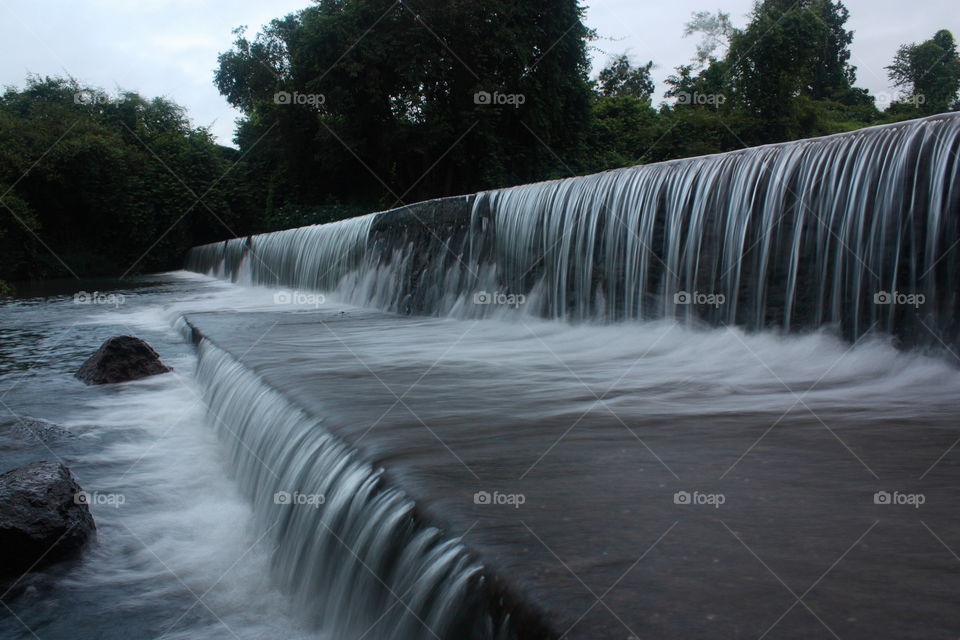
179,306,960,639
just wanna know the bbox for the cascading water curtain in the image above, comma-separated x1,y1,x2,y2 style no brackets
484,113,960,343
186,214,376,289
186,113,960,345
185,331,527,640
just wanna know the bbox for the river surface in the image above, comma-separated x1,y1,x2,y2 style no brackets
0,274,320,640
2,271,959,639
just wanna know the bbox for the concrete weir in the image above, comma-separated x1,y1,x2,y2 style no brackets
180,306,960,640
188,113,960,346
182,114,960,638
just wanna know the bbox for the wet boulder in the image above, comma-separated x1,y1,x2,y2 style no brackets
0,461,96,578
75,335,171,385
11,416,72,443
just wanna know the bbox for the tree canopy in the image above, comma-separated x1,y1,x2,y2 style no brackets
1,0,958,288
0,76,256,281
887,29,960,115
214,0,594,207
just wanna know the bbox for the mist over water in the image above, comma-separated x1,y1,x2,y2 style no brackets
116,272,960,427
168,273,960,638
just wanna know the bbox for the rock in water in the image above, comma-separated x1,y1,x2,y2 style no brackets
75,335,171,385
11,416,73,443
0,462,96,578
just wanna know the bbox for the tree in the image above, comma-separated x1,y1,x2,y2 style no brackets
215,0,595,209
597,55,655,99
726,0,861,142
664,58,731,109
0,76,256,281
887,29,960,115
684,10,734,67
588,55,659,171
806,0,856,100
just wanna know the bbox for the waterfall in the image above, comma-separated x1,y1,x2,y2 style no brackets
187,214,376,288
176,112,960,639
182,324,526,640
186,112,960,344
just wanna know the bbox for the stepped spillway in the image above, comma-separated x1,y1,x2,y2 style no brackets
178,114,960,638
181,305,960,639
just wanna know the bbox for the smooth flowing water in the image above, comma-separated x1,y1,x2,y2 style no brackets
0,276,316,639
1,275,524,640
188,113,960,346
4,114,960,640
3,272,960,639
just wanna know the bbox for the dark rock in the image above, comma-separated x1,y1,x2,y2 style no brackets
75,335,171,385
11,417,73,443
0,462,96,578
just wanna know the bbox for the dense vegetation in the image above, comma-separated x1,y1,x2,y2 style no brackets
1,0,958,287
0,79,258,281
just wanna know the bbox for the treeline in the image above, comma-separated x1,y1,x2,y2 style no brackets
217,0,958,207
1,0,958,285
0,78,260,282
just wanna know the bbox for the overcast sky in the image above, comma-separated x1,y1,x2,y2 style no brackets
1,1,956,146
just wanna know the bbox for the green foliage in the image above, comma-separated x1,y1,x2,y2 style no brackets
887,30,960,115
725,0,862,143
261,202,369,232
581,0,926,167
597,55,655,99
0,76,257,281
3,1,960,285
586,96,661,170
215,0,594,206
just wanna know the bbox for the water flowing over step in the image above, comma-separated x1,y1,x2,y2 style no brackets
178,307,960,639
179,317,545,640
187,113,960,346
